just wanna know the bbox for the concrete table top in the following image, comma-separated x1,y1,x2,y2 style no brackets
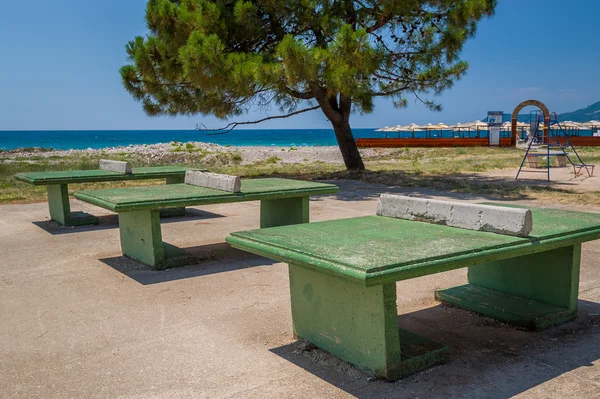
15,166,193,185
228,206,600,286
73,178,339,212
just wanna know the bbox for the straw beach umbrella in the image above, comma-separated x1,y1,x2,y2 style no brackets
558,121,584,135
387,125,405,138
422,123,448,138
466,120,489,129
561,121,584,128
395,123,424,138
502,121,528,140
380,125,400,138
450,122,472,138
580,121,600,128
464,120,489,137
582,121,600,136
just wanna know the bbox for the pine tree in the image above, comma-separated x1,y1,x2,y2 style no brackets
121,0,497,170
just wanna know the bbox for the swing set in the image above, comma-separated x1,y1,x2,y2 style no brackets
515,111,595,181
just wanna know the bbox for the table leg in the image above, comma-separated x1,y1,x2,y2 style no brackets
161,175,186,217
436,244,581,330
47,184,98,226
118,209,197,269
288,263,447,380
118,209,165,267
260,196,309,228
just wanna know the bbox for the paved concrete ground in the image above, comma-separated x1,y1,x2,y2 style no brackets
1,179,599,399
478,166,599,192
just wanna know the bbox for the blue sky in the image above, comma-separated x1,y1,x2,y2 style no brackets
0,0,598,130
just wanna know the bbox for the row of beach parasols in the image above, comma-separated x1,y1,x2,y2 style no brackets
376,121,526,133
377,120,600,133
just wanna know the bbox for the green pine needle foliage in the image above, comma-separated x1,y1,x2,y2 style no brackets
121,0,496,120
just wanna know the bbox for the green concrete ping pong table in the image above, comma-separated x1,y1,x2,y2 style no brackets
226,205,600,380
73,178,338,269
15,166,198,226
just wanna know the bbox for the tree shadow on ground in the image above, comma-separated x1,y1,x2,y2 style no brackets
31,208,224,235
251,168,586,204
271,300,600,399
100,244,276,285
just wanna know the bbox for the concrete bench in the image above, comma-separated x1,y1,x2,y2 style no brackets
73,177,338,269
15,165,200,226
227,196,600,381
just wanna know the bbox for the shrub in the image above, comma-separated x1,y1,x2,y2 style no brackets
231,153,243,164
265,156,281,164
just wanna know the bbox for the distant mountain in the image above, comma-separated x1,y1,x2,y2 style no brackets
482,101,600,123
558,101,600,122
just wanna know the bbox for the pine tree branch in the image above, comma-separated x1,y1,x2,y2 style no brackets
196,106,321,135
284,87,315,100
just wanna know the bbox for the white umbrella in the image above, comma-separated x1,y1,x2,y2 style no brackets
450,122,471,130
580,121,600,129
421,123,449,130
387,123,424,138
392,123,424,131
560,121,584,129
375,127,389,131
503,121,528,128
464,120,489,130
420,122,448,138
448,123,471,139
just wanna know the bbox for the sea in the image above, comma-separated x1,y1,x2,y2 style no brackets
0,128,596,151
0,129,375,150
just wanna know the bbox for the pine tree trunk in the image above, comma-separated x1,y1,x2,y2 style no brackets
332,119,365,171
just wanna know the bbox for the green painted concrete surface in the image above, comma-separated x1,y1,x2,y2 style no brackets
436,244,581,330
47,184,99,226
469,244,581,311
73,178,338,212
260,196,309,228
47,184,71,226
16,167,199,226
227,205,600,379
227,207,600,286
289,263,447,380
118,210,165,267
15,166,193,185
164,174,186,217
435,285,577,331
117,210,198,270
82,179,336,268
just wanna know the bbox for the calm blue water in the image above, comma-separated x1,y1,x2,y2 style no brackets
0,128,595,150
0,129,376,150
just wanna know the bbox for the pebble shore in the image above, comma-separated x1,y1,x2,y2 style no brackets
1,141,394,165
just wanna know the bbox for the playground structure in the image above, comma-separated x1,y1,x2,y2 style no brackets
515,106,595,181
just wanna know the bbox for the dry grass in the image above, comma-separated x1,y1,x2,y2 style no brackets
2,146,600,205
